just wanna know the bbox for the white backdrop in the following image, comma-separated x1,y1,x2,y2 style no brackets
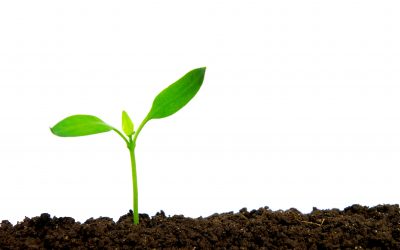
1,1,400,225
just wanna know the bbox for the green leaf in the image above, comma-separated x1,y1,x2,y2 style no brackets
50,115,113,137
146,67,206,120
122,110,134,136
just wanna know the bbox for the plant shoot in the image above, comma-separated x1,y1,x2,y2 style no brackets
50,67,206,224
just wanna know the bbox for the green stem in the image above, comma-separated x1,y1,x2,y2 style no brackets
113,116,149,225
127,116,149,225
128,137,139,225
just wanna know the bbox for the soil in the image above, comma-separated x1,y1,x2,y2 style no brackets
1,204,399,249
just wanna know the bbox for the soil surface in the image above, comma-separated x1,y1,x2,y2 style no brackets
1,204,400,249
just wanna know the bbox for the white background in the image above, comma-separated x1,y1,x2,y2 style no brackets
1,1,400,225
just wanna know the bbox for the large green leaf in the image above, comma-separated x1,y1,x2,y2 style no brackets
146,67,206,120
122,110,134,136
50,115,113,137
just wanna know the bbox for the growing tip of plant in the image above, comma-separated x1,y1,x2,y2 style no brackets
122,110,134,137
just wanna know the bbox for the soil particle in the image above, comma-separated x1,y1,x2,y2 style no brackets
1,204,399,249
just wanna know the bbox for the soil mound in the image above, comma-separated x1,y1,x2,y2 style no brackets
1,204,399,249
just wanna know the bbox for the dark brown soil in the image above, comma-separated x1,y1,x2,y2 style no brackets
1,204,400,249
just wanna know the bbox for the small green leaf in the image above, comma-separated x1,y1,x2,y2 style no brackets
146,67,206,120
50,115,113,137
122,110,134,136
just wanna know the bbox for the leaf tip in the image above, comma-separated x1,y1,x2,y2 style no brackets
50,126,62,137
197,67,206,74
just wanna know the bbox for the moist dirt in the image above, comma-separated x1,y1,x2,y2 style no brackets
1,204,400,249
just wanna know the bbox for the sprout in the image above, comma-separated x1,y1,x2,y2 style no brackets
50,67,206,224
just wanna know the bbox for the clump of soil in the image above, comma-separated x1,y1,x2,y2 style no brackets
1,204,399,249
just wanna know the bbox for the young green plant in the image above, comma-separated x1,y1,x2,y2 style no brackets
50,67,206,225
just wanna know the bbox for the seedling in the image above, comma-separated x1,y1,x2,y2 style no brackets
50,67,206,224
